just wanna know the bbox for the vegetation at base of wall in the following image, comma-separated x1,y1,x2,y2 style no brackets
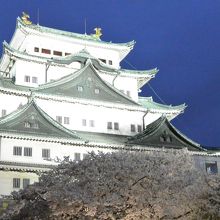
1,150,220,220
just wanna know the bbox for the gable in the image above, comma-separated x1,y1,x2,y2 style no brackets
0,101,81,139
128,117,204,151
33,62,139,106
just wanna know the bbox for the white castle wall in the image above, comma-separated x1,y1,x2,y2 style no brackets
0,93,27,116
36,99,145,135
100,73,139,102
0,138,110,165
25,34,121,69
0,171,38,196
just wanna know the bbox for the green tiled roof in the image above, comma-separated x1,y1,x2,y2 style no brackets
120,68,158,76
127,116,204,151
0,99,82,140
17,17,135,49
0,75,30,92
32,61,140,106
138,97,186,111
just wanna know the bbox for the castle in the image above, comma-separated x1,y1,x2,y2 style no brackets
0,13,218,196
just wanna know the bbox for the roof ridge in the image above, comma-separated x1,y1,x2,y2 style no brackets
17,17,135,48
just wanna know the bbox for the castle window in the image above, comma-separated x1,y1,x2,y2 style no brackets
34,47,39,52
77,86,83,92
114,122,119,130
24,75,30,83
95,88,100,94
24,147,32,157
13,146,22,156
65,52,71,56
89,120,95,127
56,116,62,124
82,119,87,126
53,50,62,56
13,178,20,188
24,122,31,128
74,153,81,161
64,117,70,125
42,48,51,54
32,77,38,84
107,122,112,129
1,109,6,117
83,153,88,159
23,178,30,188
131,124,136,132
109,60,113,65
42,149,50,159
206,162,218,174
137,125,142,133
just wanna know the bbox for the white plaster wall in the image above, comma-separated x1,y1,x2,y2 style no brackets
0,93,27,116
25,35,120,68
15,60,45,87
36,99,144,135
0,138,111,165
100,73,139,102
0,171,38,196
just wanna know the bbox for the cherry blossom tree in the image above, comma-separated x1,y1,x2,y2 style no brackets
2,150,220,219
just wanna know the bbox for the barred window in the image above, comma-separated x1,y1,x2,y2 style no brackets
107,122,112,130
109,60,113,65
64,117,70,125
24,147,32,157
82,119,87,126
114,122,119,130
24,75,30,83
1,109,6,117
131,124,136,132
32,76,38,84
83,153,88,159
23,178,30,188
42,48,51,54
56,116,62,124
34,47,39,52
13,146,22,156
53,50,62,56
42,149,50,159
13,178,20,188
89,120,95,127
74,153,81,161
137,125,142,133
65,52,71,56
24,121,31,128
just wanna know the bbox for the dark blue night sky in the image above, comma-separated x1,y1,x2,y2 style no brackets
1,0,220,147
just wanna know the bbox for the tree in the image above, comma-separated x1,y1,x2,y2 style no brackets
1,150,220,219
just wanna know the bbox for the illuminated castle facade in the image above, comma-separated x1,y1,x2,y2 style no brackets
0,14,218,196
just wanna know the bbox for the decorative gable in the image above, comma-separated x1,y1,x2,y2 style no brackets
127,116,204,151
32,61,140,106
